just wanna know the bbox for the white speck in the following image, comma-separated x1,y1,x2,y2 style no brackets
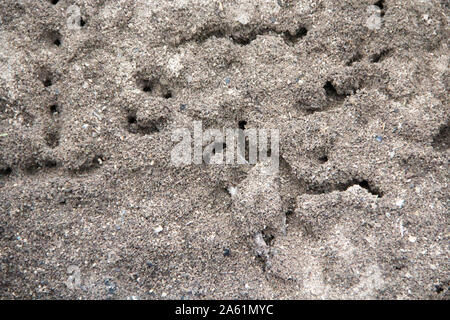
237,13,250,25
168,54,183,77
395,199,405,209
397,217,405,238
154,226,163,234
228,186,237,197
408,236,417,243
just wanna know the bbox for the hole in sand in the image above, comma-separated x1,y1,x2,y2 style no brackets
238,120,247,130
43,78,53,87
374,0,385,16
324,81,338,97
127,114,137,124
138,79,154,93
0,167,12,176
318,155,328,163
163,91,173,99
323,80,348,100
49,104,59,114
50,0,59,4
283,26,308,43
354,180,383,197
370,49,391,63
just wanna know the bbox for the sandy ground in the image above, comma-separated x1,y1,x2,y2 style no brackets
0,0,449,299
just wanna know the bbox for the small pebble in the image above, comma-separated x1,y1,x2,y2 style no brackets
375,135,383,143
154,226,163,234
225,77,230,85
223,248,231,257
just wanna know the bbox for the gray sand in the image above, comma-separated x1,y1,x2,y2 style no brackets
0,0,449,299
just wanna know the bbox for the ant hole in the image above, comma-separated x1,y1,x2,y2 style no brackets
49,104,59,114
0,167,12,176
50,0,59,4
318,155,328,163
43,78,52,87
163,91,173,99
127,115,137,124
238,120,247,130
53,38,61,46
80,18,86,27
139,79,153,93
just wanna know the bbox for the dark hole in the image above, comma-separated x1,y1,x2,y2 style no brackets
53,38,61,46
0,167,12,176
163,90,173,99
231,34,252,46
357,180,383,197
435,285,444,293
284,27,308,43
374,0,385,16
79,18,86,27
93,155,103,165
50,0,59,4
374,0,384,9
334,179,383,198
295,27,308,38
286,210,294,216
318,155,328,163
44,160,57,168
43,78,52,87
238,120,247,130
127,115,137,124
324,81,338,97
370,49,390,63
262,230,275,246
49,104,59,114
358,180,369,189
141,80,153,92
